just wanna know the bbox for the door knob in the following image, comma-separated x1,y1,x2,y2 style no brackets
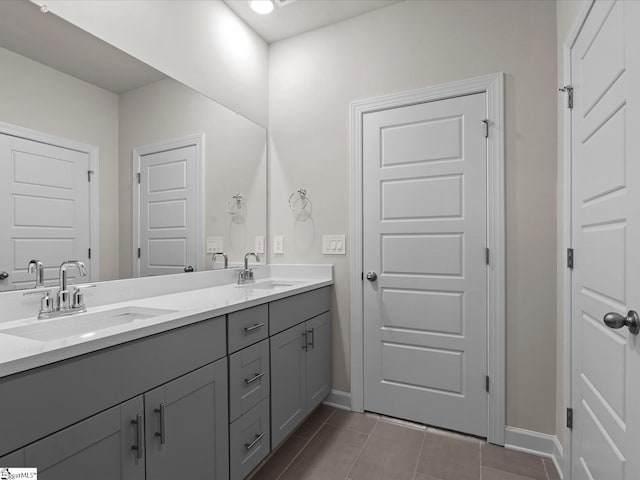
184,266,194,273
604,310,640,335
0,271,8,280
366,272,377,281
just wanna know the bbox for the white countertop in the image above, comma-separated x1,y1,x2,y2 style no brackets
0,266,333,378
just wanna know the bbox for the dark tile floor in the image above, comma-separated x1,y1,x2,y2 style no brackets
249,406,561,480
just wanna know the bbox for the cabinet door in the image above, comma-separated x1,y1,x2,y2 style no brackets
0,449,25,467
270,323,307,448
145,359,229,480
305,312,332,412
23,396,144,480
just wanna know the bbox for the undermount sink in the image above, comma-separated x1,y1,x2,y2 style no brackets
236,280,297,290
1,306,176,342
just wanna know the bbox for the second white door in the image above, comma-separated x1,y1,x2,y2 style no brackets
137,144,198,277
363,93,488,437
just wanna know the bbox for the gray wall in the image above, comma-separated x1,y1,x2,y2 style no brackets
268,0,558,435
45,0,269,127
0,46,120,282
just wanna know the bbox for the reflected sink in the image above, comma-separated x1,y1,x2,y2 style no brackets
236,281,297,290
1,306,176,342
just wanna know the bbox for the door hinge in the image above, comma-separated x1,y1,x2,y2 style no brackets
87,170,94,182
485,375,490,393
88,248,91,259
361,272,364,281
566,407,573,429
136,172,141,184
482,119,489,138
559,85,573,109
567,248,574,269
485,248,490,265
137,247,141,259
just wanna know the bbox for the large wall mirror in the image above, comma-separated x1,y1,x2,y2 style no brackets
0,1,267,291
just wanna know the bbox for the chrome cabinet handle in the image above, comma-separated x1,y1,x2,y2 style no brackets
245,372,265,385
604,310,640,335
245,432,265,451
154,403,166,444
366,272,377,281
244,323,265,333
0,271,8,280
131,414,143,459
307,328,315,349
302,331,308,351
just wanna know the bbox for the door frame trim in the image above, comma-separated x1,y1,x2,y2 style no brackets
0,121,101,282
561,1,595,478
132,133,205,277
349,73,506,444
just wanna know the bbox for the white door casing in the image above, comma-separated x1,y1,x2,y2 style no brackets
350,73,505,444
362,93,488,437
0,124,99,291
569,1,640,479
133,135,204,277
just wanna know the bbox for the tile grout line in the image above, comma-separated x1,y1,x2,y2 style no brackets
410,427,428,480
344,415,380,480
478,441,483,480
274,408,338,480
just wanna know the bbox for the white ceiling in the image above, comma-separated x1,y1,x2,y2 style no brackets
223,0,403,43
0,0,166,94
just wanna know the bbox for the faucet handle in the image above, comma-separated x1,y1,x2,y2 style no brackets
71,284,95,309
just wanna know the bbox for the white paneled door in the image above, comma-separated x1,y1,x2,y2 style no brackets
137,144,198,277
570,1,640,479
363,93,488,437
0,133,91,291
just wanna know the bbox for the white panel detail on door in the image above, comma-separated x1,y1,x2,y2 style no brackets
363,92,487,437
570,1,640,479
138,144,197,276
0,133,91,291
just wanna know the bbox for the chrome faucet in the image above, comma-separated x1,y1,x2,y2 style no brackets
28,259,45,288
58,261,87,310
238,252,260,284
211,252,228,269
24,260,94,319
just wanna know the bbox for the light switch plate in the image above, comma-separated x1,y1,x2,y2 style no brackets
255,235,265,254
206,236,223,253
273,235,284,255
322,234,346,255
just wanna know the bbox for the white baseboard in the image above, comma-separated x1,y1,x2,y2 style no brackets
504,427,563,479
322,389,351,410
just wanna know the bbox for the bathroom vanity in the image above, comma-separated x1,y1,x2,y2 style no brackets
0,265,332,480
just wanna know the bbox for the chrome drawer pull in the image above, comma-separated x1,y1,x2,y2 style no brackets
131,414,143,459
307,328,314,349
245,432,265,451
245,372,265,385
244,323,265,333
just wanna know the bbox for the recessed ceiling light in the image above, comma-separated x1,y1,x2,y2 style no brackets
249,0,274,15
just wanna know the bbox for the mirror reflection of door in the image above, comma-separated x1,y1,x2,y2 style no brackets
134,136,203,277
0,129,94,291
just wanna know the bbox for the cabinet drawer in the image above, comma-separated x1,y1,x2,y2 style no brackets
228,304,269,354
229,339,270,422
230,398,270,480
269,287,330,335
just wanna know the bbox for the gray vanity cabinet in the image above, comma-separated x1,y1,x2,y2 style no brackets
270,323,308,448
145,359,229,480
21,396,144,480
305,312,332,412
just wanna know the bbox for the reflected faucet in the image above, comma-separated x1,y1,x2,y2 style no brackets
211,252,228,270
28,259,45,288
238,252,260,284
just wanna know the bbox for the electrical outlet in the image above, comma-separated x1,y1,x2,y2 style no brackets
206,236,223,253
322,234,346,255
255,235,265,254
273,235,284,255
